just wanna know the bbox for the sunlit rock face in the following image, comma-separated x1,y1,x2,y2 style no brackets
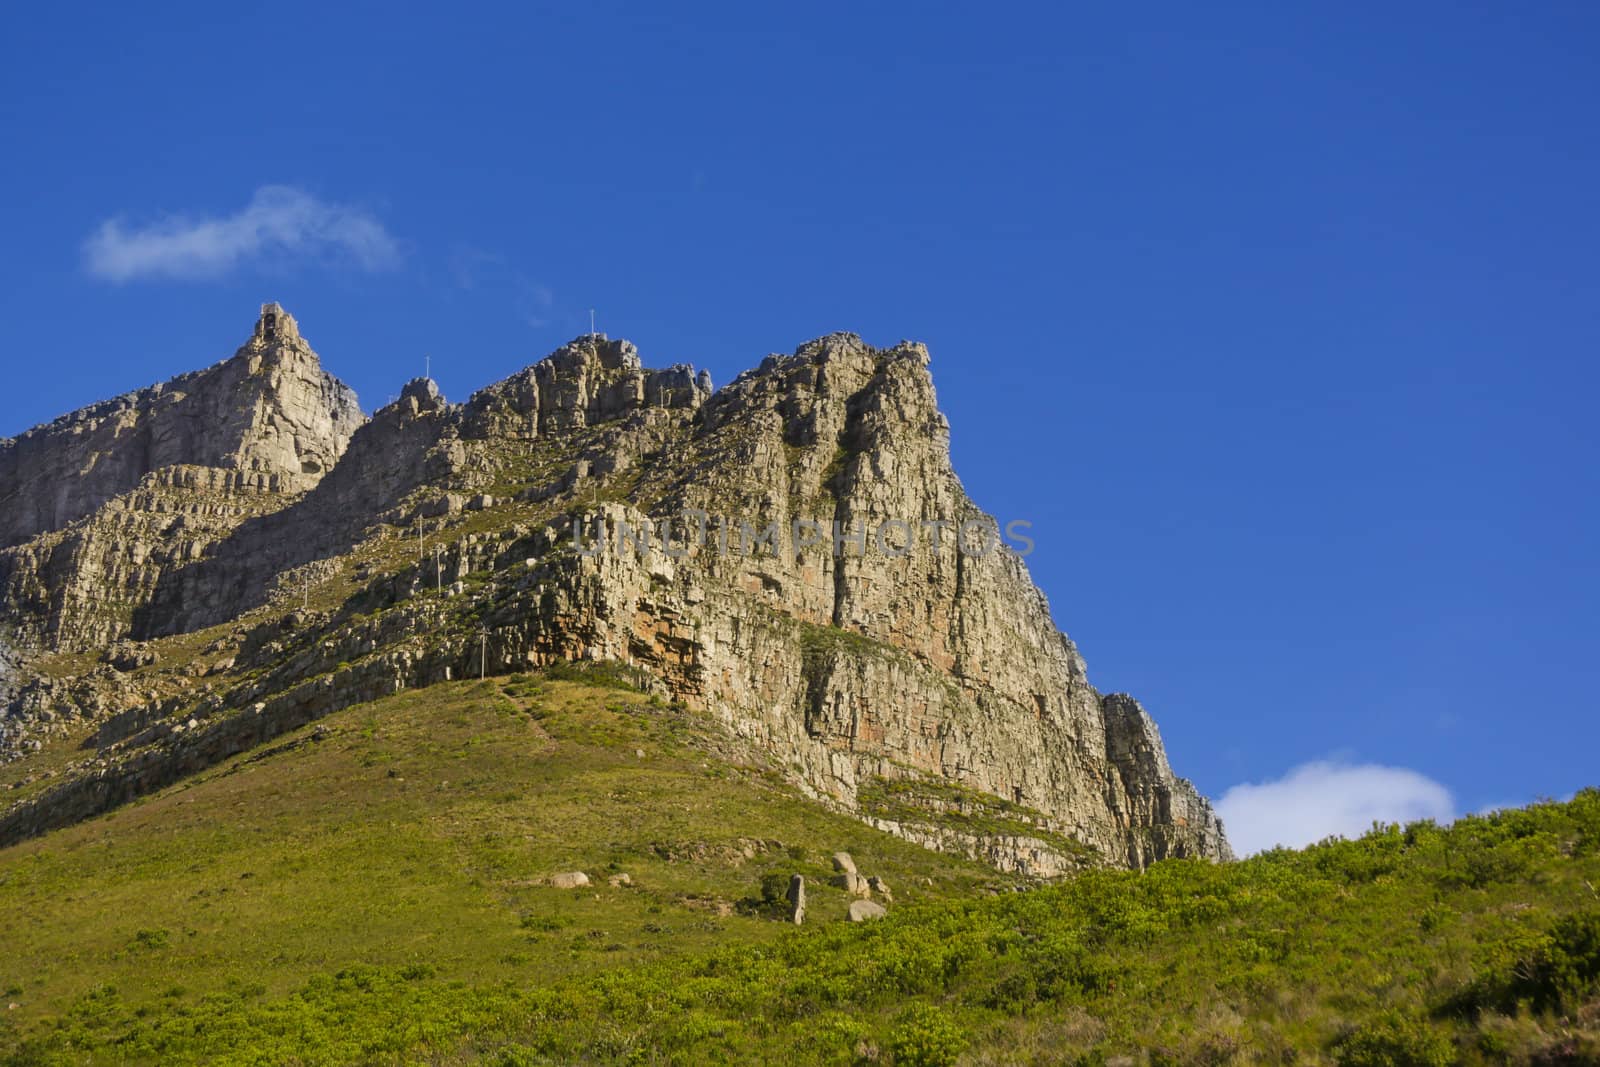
0,310,1229,869
0,305,362,651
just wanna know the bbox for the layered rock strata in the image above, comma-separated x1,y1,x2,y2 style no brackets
0,305,362,649
0,309,1231,869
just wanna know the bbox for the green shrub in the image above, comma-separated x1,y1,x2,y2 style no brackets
760,872,791,906
1508,909,1600,1012
542,659,649,691
130,928,170,950
887,1004,967,1067
492,1047,541,1067
1448,909,1600,1016
1331,1012,1454,1066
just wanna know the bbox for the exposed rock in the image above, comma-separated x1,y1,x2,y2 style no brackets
106,645,158,672
548,872,589,889
419,494,465,518
831,871,871,898
785,874,806,925
607,873,633,888
0,311,1231,871
0,303,359,550
831,852,858,875
847,899,887,922
0,304,362,651
867,876,892,903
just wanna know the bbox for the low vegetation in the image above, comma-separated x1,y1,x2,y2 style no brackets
0,677,1596,1064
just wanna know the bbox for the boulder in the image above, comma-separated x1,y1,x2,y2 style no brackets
785,874,806,925
548,871,589,889
831,871,870,897
831,852,857,875
419,494,465,518
848,899,887,922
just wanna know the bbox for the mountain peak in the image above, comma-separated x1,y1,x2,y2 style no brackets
252,301,301,345
0,311,1228,872
0,306,362,552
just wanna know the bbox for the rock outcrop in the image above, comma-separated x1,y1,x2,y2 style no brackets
785,874,806,925
848,899,887,922
0,304,359,549
0,308,1231,870
0,304,363,650
548,872,590,889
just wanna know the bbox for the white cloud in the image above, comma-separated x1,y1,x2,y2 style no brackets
84,185,401,282
1217,760,1456,856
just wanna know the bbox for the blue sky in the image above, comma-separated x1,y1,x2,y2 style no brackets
3,3,1596,852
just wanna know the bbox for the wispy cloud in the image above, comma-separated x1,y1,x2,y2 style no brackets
443,244,556,329
446,245,505,290
1217,760,1456,856
515,277,555,327
84,185,401,282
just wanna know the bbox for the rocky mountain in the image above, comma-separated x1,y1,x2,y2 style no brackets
0,304,359,547
0,305,362,651
0,305,1230,870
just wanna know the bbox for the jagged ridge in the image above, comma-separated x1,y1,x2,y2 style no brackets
0,306,1230,869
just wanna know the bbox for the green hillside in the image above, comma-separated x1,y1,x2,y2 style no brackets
1,676,1597,1065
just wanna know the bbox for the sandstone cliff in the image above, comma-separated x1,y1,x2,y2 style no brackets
0,304,362,648
0,304,360,547
0,307,1231,870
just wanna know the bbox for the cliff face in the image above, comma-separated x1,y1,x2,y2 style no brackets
0,309,1230,870
0,304,360,549
0,305,363,649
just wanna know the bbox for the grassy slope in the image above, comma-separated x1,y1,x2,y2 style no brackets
0,677,1597,1065
0,675,999,1064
